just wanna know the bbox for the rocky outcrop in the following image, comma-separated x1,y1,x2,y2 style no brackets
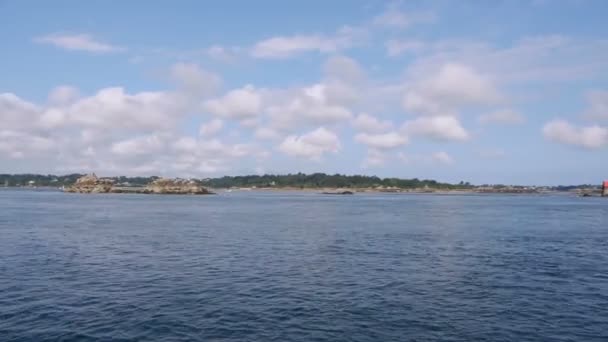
144,178,213,195
64,174,214,195
64,173,114,193
321,190,354,195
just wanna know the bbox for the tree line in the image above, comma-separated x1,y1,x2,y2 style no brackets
0,173,469,189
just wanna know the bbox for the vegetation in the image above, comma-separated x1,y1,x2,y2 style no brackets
0,174,83,187
0,174,155,187
0,173,469,189
204,173,468,189
1,173,599,191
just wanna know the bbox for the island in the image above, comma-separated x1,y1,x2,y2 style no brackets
64,174,214,195
1,172,606,196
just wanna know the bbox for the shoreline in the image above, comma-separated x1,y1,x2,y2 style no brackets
1,186,600,197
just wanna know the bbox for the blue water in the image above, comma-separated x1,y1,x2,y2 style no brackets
1,189,607,341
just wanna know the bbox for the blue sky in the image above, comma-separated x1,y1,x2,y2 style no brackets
1,0,608,185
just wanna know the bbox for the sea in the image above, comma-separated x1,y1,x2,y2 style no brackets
1,189,607,341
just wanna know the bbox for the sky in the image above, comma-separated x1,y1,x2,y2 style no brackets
1,0,608,185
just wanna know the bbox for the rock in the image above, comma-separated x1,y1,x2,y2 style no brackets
145,178,213,195
321,190,354,195
65,174,214,195
64,173,114,193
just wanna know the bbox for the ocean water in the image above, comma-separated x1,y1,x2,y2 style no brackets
1,189,607,342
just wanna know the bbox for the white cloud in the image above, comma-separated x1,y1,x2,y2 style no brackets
1,93,41,130
402,115,470,141
0,75,270,176
202,56,361,133
250,26,367,59
0,130,57,157
403,63,502,116
355,132,408,150
199,119,223,136
352,113,393,133
405,35,608,85
431,151,454,164
111,135,166,157
203,85,262,120
39,108,67,130
34,33,123,53
67,87,188,131
266,84,353,130
542,119,608,149
278,127,340,160
479,109,525,124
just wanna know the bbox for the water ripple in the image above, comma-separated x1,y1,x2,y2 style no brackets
1,190,607,341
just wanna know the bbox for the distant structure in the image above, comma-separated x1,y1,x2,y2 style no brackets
603,180,608,197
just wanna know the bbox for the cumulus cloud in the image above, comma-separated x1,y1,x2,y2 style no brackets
66,87,189,131
1,93,42,131
111,135,166,157
355,132,408,150
403,63,502,116
203,85,262,120
352,113,393,133
266,84,353,130
201,55,362,134
34,33,124,53
404,35,608,86
0,62,269,176
479,109,525,124
250,26,367,59
278,127,340,160
199,119,223,136
402,115,470,141
0,130,57,158
542,119,608,149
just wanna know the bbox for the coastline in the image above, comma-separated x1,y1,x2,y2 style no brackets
0,186,596,197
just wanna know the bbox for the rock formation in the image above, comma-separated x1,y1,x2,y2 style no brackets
64,173,114,193
64,174,214,195
144,178,212,194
